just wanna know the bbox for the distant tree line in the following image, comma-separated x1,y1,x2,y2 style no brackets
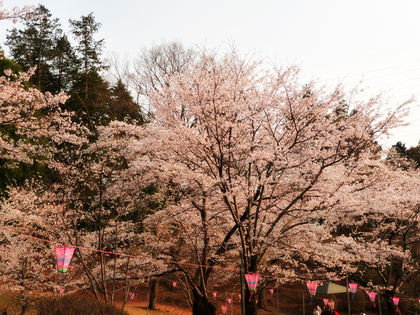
3,5,143,129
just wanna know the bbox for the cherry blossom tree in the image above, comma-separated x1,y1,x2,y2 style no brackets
0,181,84,315
0,2,35,24
47,120,166,307
0,67,86,166
0,7,89,312
325,155,420,314
142,52,413,315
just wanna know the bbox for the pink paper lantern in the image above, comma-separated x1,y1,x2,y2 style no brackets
59,288,65,294
367,292,377,307
393,297,400,311
270,289,274,295
54,247,75,273
227,298,231,304
173,281,177,287
221,306,227,314
349,283,358,300
245,274,259,301
238,294,241,301
328,301,335,309
307,282,318,305
245,274,259,293
307,282,318,296
323,299,329,309
129,292,135,300
213,292,217,300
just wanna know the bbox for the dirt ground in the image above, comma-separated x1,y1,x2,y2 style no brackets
116,301,192,315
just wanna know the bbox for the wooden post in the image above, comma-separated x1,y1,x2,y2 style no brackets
346,276,351,315
377,290,382,315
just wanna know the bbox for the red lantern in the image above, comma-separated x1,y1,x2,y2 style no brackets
54,247,75,273
238,294,241,301
213,292,217,301
227,298,231,304
221,306,227,314
129,292,135,301
173,281,177,288
328,301,335,309
349,283,358,300
323,299,329,309
59,288,65,294
270,289,274,295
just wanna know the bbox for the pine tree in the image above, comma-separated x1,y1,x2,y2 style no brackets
108,80,144,124
69,12,104,99
5,5,61,93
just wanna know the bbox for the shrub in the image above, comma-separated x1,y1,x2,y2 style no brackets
36,294,129,315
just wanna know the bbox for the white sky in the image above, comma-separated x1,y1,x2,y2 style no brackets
1,0,420,149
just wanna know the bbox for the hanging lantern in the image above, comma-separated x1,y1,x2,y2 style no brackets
221,306,227,314
173,281,177,288
239,294,241,301
213,292,217,301
306,282,318,305
2,276,8,282
245,274,260,301
323,299,329,309
59,288,65,294
349,283,358,300
54,247,75,273
270,289,274,295
228,298,232,304
367,292,377,307
129,292,135,301
393,297,400,311
328,301,335,309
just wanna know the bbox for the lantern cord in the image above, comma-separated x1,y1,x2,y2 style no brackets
249,292,253,302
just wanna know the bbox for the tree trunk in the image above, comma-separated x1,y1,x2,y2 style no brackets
148,278,158,310
244,256,259,315
245,292,258,315
192,288,215,315
384,296,396,315
258,291,265,309
19,293,28,315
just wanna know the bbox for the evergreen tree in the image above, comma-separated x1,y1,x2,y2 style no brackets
0,48,21,76
50,34,80,93
5,5,61,93
69,12,104,99
108,80,144,124
65,69,111,129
